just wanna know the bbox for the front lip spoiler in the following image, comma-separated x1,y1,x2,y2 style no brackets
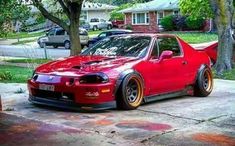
28,95,116,111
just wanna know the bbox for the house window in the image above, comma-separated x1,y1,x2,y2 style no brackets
132,12,149,24
157,11,164,25
173,10,179,16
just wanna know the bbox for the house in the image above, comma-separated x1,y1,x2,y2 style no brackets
120,0,180,32
81,2,117,22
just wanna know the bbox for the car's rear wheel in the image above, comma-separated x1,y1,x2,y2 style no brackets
107,24,112,30
194,67,213,97
64,41,70,49
116,73,144,110
93,26,98,31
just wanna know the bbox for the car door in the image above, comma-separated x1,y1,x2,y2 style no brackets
53,29,66,45
100,19,107,29
148,36,187,95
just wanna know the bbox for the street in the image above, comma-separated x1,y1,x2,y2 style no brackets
0,41,217,59
0,79,235,146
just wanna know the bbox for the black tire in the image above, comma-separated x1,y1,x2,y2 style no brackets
107,24,112,30
64,41,70,49
194,67,213,97
39,42,45,48
93,26,98,31
53,45,58,48
116,73,144,110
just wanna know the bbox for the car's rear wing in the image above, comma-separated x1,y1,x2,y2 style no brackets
196,42,218,65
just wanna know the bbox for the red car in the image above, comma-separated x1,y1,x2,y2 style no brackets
28,34,214,110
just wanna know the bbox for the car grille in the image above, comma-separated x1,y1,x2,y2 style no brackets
32,89,74,102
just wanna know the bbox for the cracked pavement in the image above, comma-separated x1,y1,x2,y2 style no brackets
0,79,235,146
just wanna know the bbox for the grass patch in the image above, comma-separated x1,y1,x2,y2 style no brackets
11,39,37,45
3,32,44,39
164,32,218,44
0,65,33,83
5,58,51,64
88,30,103,36
213,68,235,80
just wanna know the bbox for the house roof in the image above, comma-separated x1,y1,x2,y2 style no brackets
120,0,179,13
82,2,117,11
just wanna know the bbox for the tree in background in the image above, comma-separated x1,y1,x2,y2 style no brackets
0,0,30,38
180,0,235,74
32,0,84,55
110,3,132,21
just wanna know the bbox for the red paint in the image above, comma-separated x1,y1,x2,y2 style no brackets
28,34,212,109
0,95,2,111
193,133,235,146
116,120,172,131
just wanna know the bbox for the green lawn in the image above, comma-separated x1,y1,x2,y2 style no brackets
213,68,235,80
3,32,44,39
0,65,33,83
88,30,103,36
11,39,37,45
163,32,218,44
5,58,51,64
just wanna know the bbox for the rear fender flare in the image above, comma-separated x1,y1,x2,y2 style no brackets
194,64,210,83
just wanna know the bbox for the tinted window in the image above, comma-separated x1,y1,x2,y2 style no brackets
90,18,99,22
158,37,181,56
82,36,151,57
56,29,65,35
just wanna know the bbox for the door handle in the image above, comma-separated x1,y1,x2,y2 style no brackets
182,61,188,65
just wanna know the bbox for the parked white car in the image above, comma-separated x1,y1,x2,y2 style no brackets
88,18,112,31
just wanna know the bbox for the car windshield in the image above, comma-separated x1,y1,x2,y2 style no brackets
82,36,151,57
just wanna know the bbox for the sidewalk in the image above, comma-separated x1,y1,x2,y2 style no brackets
0,36,39,45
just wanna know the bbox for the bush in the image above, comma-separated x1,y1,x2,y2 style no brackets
125,24,132,30
160,15,175,31
173,15,187,31
185,17,205,30
0,71,13,81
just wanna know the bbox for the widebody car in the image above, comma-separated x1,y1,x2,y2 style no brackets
28,34,214,110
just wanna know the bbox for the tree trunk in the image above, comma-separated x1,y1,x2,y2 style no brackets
68,2,82,56
209,0,234,75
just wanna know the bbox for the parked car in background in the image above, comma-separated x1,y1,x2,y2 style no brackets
28,33,214,111
87,18,113,31
88,29,132,47
37,27,89,49
111,20,125,28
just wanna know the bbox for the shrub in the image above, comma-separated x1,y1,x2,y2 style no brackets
0,71,13,81
160,15,175,31
173,15,187,31
185,17,205,30
125,24,132,30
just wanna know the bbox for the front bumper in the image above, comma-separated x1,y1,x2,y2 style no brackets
29,95,116,111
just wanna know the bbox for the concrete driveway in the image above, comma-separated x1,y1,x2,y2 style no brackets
0,79,235,146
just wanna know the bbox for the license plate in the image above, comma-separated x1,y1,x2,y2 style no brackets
39,84,55,91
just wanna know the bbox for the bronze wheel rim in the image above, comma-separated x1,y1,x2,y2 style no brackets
203,70,212,92
126,77,143,107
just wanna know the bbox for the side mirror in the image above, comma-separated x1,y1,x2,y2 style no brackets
159,51,173,62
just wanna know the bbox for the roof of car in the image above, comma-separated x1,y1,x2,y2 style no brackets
102,29,133,33
110,33,177,38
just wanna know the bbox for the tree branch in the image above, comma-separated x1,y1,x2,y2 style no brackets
57,0,70,18
32,0,69,32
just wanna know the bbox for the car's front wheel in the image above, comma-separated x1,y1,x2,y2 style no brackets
194,67,213,97
93,25,98,31
64,41,70,49
107,24,112,30
116,73,144,110
39,42,45,48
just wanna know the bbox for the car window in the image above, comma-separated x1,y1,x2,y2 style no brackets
82,36,151,58
100,19,105,22
90,18,99,22
151,41,159,58
98,32,107,38
47,30,55,36
56,29,65,35
158,37,181,56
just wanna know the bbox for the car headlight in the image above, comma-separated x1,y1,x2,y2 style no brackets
79,73,109,84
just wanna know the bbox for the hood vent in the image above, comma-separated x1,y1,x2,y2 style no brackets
72,66,81,69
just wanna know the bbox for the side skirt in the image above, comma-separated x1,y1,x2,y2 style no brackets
144,86,193,103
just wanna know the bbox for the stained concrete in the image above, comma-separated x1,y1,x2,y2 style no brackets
0,79,234,146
